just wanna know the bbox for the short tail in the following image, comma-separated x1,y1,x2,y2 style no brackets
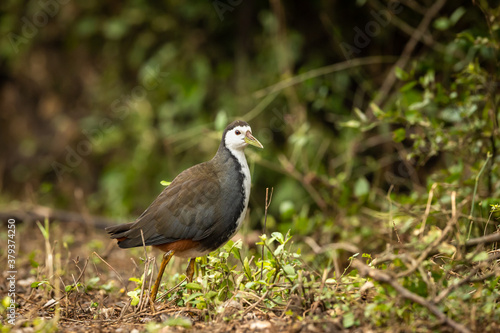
106,218,170,249
105,222,135,248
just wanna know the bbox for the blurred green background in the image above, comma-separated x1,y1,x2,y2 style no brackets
0,0,498,254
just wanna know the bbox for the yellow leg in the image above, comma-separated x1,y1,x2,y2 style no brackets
151,250,174,302
186,258,196,282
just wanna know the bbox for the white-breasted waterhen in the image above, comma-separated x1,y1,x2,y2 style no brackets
105,120,263,302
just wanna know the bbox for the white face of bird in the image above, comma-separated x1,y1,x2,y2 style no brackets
224,125,263,151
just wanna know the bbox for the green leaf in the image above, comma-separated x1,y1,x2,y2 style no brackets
231,247,242,261
400,81,417,92
343,312,355,328
354,107,368,122
274,244,284,256
88,276,100,286
160,180,172,186
395,67,409,80
164,316,193,328
205,291,217,299
354,178,370,197
103,18,129,40
245,281,256,290
31,281,49,288
271,232,284,244
127,290,140,306
434,17,450,30
184,292,204,304
393,128,406,143
1,296,12,308
243,257,252,279
279,201,296,219
370,103,385,118
185,282,203,291
450,7,466,25
283,264,296,277
215,111,228,131
490,203,500,213
471,251,489,262
438,242,456,255
339,120,361,129
36,219,50,240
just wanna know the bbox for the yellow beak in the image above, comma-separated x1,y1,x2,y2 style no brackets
244,131,264,149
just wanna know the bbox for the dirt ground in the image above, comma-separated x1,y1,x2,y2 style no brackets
1,220,350,333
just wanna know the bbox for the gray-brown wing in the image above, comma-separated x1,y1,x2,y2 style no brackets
111,162,223,248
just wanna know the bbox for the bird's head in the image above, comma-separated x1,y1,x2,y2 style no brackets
223,120,264,151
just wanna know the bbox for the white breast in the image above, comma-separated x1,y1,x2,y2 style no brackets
229,148,251,233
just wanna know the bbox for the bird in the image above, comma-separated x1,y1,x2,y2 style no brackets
105,120,263,302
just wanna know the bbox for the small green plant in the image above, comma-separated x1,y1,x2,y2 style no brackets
127,273,149,306
31,280,54,291
143,231,305,318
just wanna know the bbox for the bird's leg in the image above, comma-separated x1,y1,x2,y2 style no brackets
151,250,175,302
186,258,196,282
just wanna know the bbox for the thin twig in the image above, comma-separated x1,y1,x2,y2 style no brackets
259,187,274,292
278,154,327,210
69,257,89,293
242,289,271,316
368,0,445,52
469,271,499,283
397,191,457,278
387,185,402,244
252,56,396,99
156,278,187,302
303,237,359,254
92,252,127,290
138,229,151,311
353,260,471,333
468,152,492,240
433,266,482,304
483,211,495,236
419,183,438,238
309,268,328,315
463,233,500,247
372,0,447,108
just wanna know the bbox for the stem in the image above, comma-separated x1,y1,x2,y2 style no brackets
467,152,492,240
259,187,273,292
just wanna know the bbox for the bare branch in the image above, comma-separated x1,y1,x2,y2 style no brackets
372,0,447,108
463,233,500,247
353,260,471,333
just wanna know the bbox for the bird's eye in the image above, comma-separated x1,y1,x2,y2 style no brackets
235,130,241,135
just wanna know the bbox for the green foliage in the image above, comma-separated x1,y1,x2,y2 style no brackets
1,1,498,246
145,317,192,331
1,0,500,331
151,231,303,315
